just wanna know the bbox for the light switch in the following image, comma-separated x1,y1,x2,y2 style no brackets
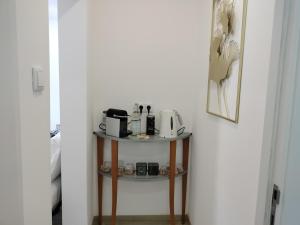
32,66,44,93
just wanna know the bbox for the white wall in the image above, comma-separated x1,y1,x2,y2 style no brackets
0,1,23,225
1,1,52,225
15,0,52,224
89,0,201,216
58,0,94,225
189,0,279,225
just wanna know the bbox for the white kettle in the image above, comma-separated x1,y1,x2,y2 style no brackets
159,110,185,138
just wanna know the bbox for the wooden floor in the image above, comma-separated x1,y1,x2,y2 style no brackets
93,216,191,225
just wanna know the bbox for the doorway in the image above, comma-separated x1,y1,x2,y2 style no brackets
49,0,62,224
264,0,300,224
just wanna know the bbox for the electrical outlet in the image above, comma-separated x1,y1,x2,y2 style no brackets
136,103,153,113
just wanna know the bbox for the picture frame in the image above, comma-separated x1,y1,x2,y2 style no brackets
207,0,248,123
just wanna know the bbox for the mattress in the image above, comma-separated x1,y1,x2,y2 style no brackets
51,176,61,210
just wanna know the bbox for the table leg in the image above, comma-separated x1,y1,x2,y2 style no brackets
97,137,104,225
169,140,177,225
111,140,118,225
182,138,190,224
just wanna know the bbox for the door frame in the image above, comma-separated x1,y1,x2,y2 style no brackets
255,0,300,224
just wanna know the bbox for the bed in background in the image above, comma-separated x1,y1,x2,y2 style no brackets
50,131,61,211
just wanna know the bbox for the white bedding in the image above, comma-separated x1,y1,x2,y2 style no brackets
51,176,61,210
50,133,61,182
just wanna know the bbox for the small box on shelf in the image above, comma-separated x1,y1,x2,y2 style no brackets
136,162,147,176
148,162,159,176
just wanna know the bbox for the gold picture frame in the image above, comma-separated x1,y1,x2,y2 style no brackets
206,0,248,123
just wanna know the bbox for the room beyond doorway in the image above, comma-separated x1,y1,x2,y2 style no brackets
49,0,62,224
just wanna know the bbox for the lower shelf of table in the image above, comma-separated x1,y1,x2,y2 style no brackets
98,170,187,182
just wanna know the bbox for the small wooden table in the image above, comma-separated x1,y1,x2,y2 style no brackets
93,131,192,225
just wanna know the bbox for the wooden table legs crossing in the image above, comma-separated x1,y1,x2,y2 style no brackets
96,136,190,225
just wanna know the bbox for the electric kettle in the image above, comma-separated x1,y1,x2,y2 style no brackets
159,110,185,138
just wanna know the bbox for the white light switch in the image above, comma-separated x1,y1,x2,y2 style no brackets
32,66,44,93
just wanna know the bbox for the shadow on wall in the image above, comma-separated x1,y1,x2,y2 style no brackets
58,0,80,18
189,98,221,224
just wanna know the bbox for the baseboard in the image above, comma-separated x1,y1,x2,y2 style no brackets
93,215,191,225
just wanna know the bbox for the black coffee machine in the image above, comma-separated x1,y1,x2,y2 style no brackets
105,108,129,138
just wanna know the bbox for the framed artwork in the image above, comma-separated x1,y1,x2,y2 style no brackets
207,0,248,123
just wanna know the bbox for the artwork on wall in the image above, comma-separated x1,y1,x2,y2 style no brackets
207,0,248,123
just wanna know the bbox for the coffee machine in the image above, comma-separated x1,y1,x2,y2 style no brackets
105,109,129,138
